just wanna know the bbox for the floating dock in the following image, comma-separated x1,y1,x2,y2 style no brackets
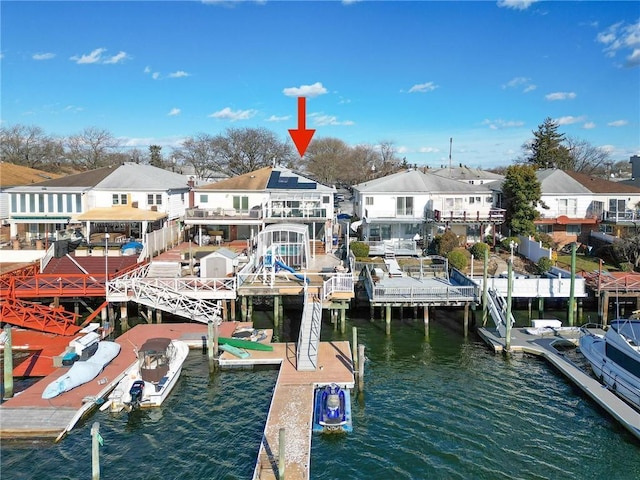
477,326,640,441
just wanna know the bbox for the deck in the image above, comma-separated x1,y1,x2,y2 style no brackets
477,326,640,441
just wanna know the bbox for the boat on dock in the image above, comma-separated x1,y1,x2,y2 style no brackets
312,383,352,433
103,337,189,412
580,319,640,410
42,341,121,399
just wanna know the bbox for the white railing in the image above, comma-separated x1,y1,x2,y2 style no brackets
487,288,515,338
321,273,354,300
475,277,587,298
39,243,55,272
296,291,322,371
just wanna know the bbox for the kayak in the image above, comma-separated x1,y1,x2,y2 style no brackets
219,344,250,359
218,336,273,351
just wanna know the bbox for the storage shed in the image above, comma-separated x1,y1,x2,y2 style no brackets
200,247,239,278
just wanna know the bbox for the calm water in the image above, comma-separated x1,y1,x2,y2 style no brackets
2,308,639,480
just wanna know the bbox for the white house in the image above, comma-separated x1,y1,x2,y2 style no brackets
430,164,504,186
5,162,190,244
185,166,336,250
352,168,504,247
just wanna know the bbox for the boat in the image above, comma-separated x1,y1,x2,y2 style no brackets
579,318,640,410
42,341,121,399
103,337,189,412
218,336,273,351
218,343,250,359
312,383,352,433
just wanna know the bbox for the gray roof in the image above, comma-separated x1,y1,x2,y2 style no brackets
491,168,593,195
430,165,504,182
35,163,189,191
353,169,492,194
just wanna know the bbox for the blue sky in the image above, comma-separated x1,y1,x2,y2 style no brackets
2,1,639,169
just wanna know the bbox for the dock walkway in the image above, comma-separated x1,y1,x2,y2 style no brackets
477,326,640,440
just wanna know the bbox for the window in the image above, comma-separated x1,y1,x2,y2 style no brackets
29,194,36,213
75,194,82,212
38,194,44,212
66,194,73,212
536,224,553,234
148,194,163,205
486,196,493,203
558,198,577,216
469,196,481,204
57,194,63,211
396,196,414,215
112,194,127,205
567,225,581,235
233,195,249,212
19,194,26,213
322,195,330,204
365,196,374,206
48,195,54,212
609,198,626,213
199,194,208,203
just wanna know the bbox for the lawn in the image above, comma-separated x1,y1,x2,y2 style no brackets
555,254,619,274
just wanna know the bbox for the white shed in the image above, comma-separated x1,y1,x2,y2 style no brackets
200,248,239,278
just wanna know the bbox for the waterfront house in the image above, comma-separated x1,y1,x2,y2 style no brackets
5,162,190,246
185,166,336,252
351,168,504,253
507,168,640,248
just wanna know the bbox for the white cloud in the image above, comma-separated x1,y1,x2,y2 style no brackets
282,82,328,98
481,118,525,130
310,113,354,126
144,66,151,74
33,52,55,60
608,119,628,127
208,107,257,121
419,146,439,153
70,48,106,64
497,0,538,10
502,76,536,93
104,51,129,64
583,122,596,129
266,115,290,122
168,108,181,116
554,115,586,125
152,72,160,80
168,70,190,78
408,81,438,93
545,92,576,101
597,20,640,67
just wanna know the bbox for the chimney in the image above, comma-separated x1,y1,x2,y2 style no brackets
188,177,195,208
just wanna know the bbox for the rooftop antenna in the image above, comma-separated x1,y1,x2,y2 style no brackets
449,137,453,178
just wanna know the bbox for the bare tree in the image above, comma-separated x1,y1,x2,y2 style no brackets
343,144,378,186
303,137,351,186
213,127,294,176
172,133,221,181
565,136,611,175
66,127,120,170
0,124,63,170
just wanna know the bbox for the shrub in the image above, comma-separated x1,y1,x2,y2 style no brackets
349,241,370,259
447,248,469,271
500,236,520,251
533,232,554,249
536,256,553,274
435,230,459,256
469,242,489,259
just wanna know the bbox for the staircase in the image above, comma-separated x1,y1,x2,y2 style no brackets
487,288,515,338
0,298,80,336
309,240,325,255
296,294,322,371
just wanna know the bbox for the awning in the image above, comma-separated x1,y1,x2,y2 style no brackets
75,206,167,222
10,215,70,224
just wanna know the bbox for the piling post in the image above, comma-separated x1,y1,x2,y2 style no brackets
3,325,13,398
423,305,429,337
352,327,358,370
369,304,375,322
568,242,576,326
278,427,286,480
505,259,513,352
120,304,128,333
221,300,228,322
273,296,280,328
578,298,583,324
230,299,236,321
357,344,365,392
538,296,544,319
482,248,488,326
241,296,247,321
463,302,469,337
527,298,532,324
385,305,391,335
91,422,101,480
156,309,162,324
207,321,215,372
248,296,253,321
340,307,346,334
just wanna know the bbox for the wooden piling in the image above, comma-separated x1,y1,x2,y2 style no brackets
385,305,391,335
278,427,286,480
273,296,280,328
423,305,429,337
357,344,365,392
482,248,488,326
352,327,358,370
369,304,375,322
230,299,236,322
207,321,215,372
91,422,100,480
340,307,346,334
463,302,469,337
248,296,253,321
505,259,513,352
120,304,128,333
241,296,247,321
3,325,13,398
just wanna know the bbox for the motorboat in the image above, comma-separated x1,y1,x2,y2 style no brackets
579,318,640,410
103,338,189,412
312,383,352,433
42,341,121,399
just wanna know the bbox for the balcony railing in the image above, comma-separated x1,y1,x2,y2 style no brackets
603,210,640,223
185,207,262,221
426,208,505,223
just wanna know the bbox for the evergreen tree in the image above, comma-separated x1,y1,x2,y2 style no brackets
525,117,572,169
502,164,541,236
149,145,163,167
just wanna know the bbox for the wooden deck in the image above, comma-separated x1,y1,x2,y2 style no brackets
477,326,640,441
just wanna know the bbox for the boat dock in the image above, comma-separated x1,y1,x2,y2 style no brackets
477,326,640,441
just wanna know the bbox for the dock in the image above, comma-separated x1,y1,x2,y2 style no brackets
477,326,640,440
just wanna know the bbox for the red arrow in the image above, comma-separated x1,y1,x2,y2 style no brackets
288,97,316,157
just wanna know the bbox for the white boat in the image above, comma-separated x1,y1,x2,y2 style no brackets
579,319,640,410
42,341,121,399
103,338,189,412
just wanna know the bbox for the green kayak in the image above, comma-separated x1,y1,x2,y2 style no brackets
219,337,273,351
